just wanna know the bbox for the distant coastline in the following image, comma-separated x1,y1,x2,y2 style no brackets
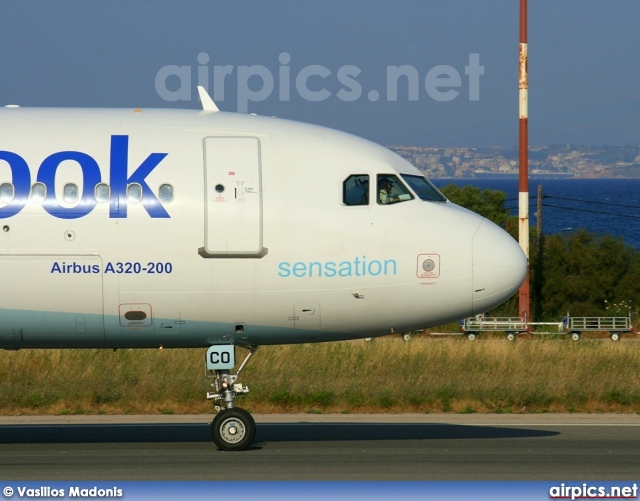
431,175,632,180
471,172,575,180
389,144,640,179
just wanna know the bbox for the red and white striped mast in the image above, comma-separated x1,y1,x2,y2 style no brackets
518,0,530,321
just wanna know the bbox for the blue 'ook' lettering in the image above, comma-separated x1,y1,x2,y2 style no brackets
109,135,169,219
0,135,169,219
37,151,101,219
0,151,30,218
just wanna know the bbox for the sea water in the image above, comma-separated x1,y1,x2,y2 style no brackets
432,178,640,250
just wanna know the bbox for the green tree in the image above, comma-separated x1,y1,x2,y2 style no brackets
531,228,640,322
440,184,515,232
439,184,640,324
538,230,640,320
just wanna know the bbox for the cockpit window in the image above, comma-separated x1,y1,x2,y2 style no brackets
343,174,369,206
377,174,413,205
401,174,447,202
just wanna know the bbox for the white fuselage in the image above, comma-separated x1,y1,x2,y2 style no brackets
0,107,526,349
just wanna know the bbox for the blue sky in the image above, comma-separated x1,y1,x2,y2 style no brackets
1,1,639,148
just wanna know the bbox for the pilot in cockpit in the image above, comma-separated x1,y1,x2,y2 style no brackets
378,177,395,204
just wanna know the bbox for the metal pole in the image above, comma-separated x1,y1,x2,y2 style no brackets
518,0,530,321
534,184,543,322
536,185,542,247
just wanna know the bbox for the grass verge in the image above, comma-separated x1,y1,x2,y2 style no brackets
1,337,640,415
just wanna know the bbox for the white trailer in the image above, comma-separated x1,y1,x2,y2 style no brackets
461,317,528,341
565,314,635,341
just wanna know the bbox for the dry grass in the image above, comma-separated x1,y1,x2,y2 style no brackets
1,336,640,415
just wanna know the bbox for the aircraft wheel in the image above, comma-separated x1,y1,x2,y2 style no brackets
467,333,477,341
570,332,581,341
506,333,516,342
610,332,620,342
211,408,256,451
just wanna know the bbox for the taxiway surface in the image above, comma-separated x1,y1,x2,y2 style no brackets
0,414,638,480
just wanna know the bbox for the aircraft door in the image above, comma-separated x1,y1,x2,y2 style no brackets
202,137,264,257
0,253,104,344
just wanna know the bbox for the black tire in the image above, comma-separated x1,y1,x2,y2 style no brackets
506,333,516,342
211,408,256,451
610,332,620,342
570,332,581,341
467,333,477,341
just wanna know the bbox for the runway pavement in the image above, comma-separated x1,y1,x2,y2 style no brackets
0,414,638,480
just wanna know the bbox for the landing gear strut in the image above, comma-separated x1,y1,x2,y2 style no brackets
206,346,258,451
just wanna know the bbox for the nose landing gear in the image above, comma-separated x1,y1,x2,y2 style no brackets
211,407,256,451
206,346,258,451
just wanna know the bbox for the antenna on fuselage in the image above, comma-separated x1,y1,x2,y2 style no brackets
197,86,219,112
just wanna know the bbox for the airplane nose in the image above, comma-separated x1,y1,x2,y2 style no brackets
472,220,527,315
